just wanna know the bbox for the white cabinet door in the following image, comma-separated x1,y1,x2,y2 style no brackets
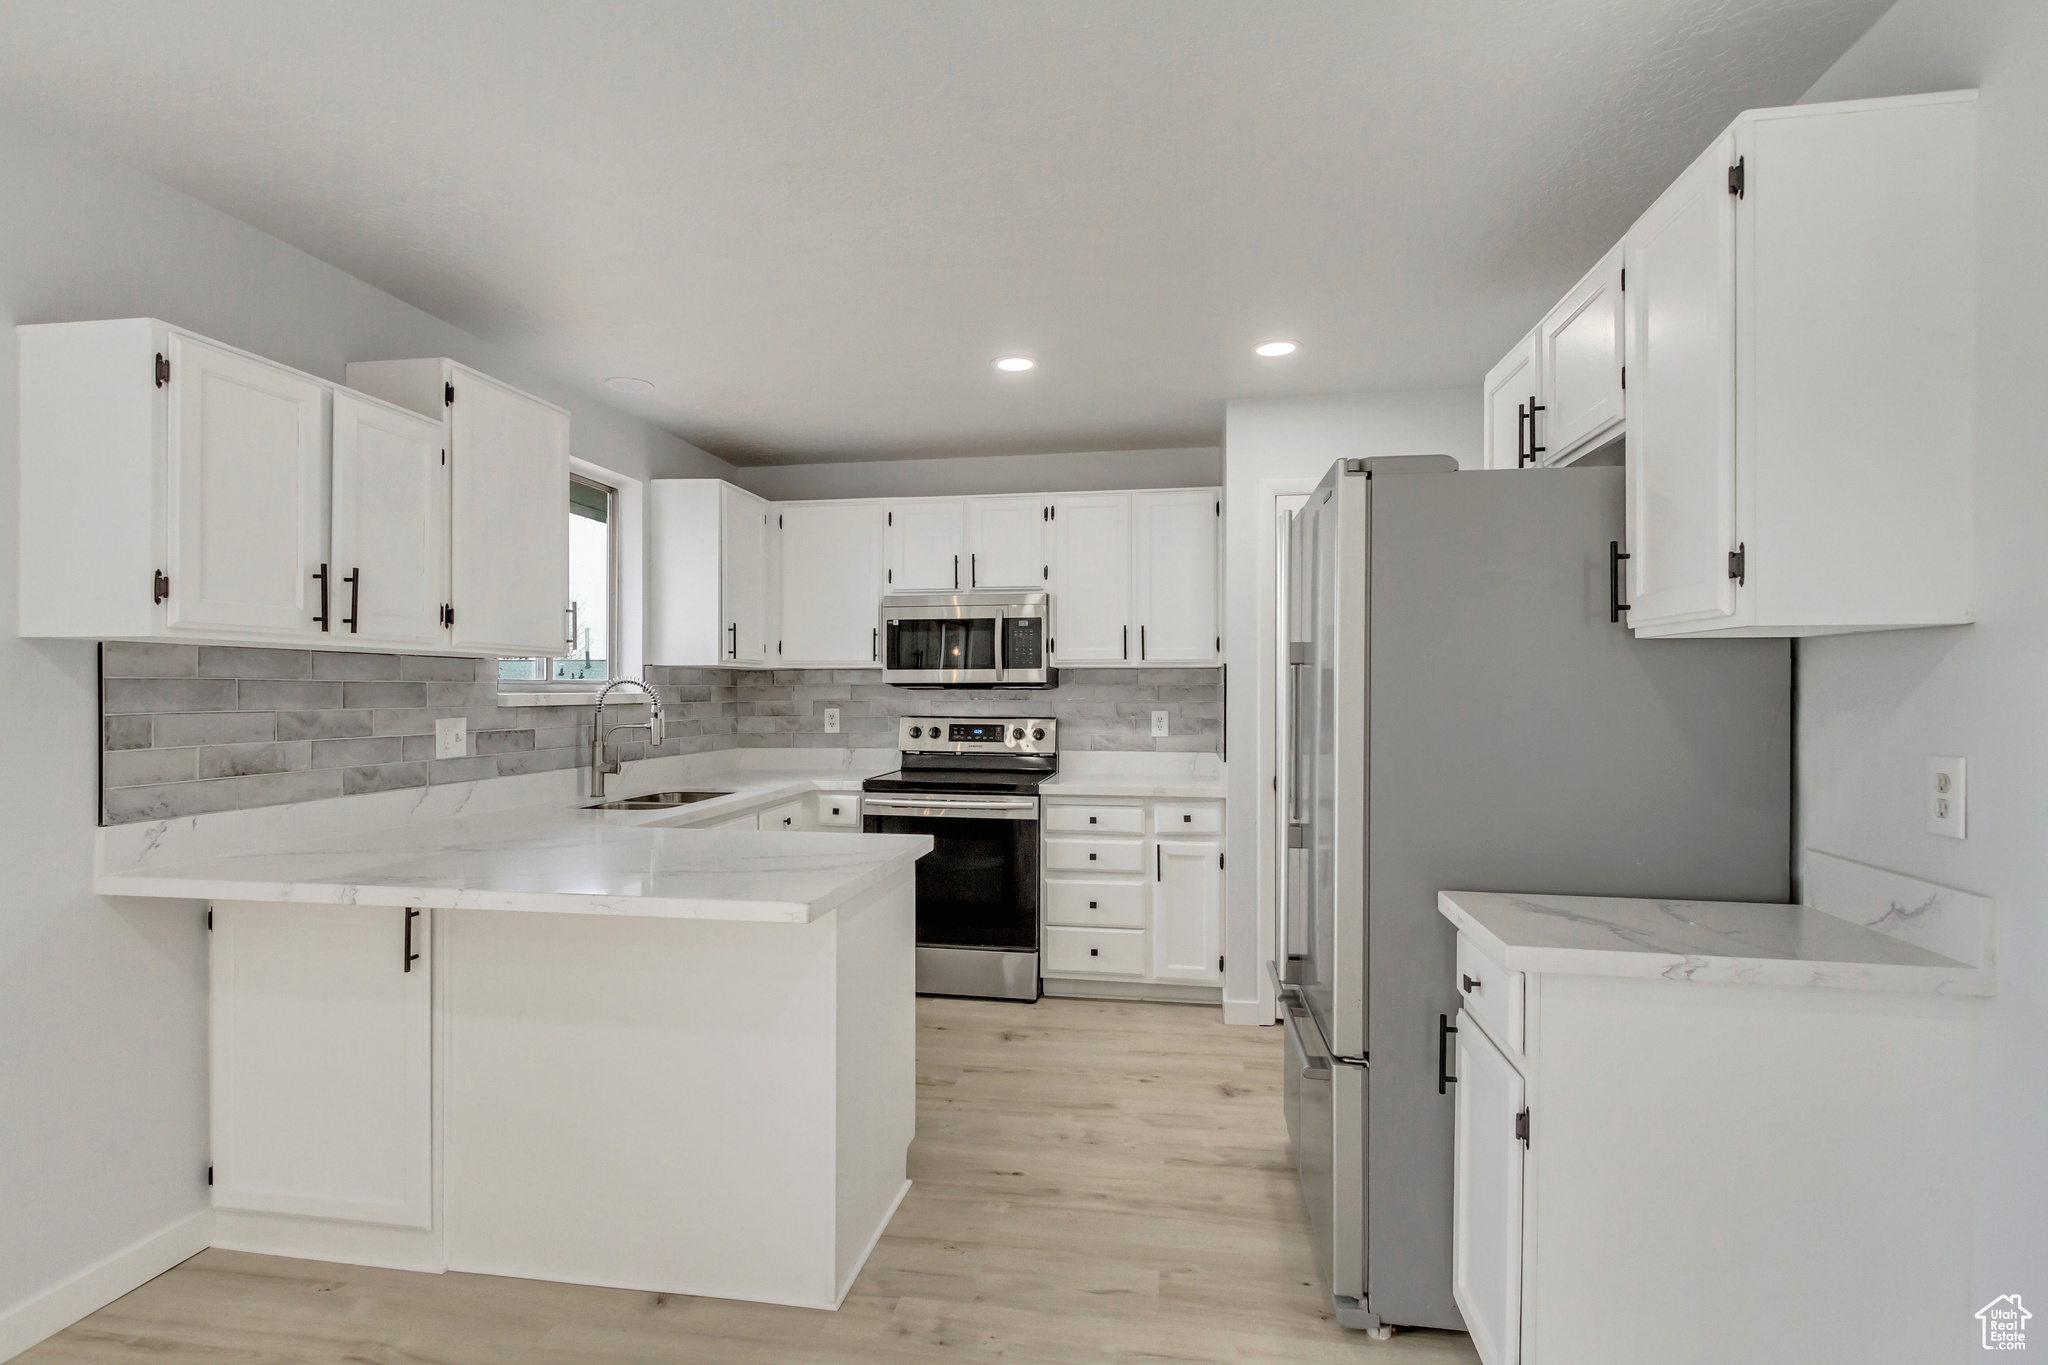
1134,490,1219,663
1481,331,1540,470
210,901,433,1230
448,367,572,656
722,484,771,664
331,391,450,649
887,500,965,593
1624,134,1738,630
1152,838,1223,982
1048,493,1132,663
1452,1011,1526,1365
964,495,1046,590
777,501,885,665
758,797,810,830
165,334,329,638
1538,242,1625,463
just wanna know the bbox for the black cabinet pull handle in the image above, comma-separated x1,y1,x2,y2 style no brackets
1090,947,1099,957
1088,815,1097,824
1528,396,1546,462
1089,900,1098,909
403,908,420,973
1088,852,1097,861
729,622,737,658
971,552,977,587
953,554,959,589
1462,974,1482,994
312,564,329,630
1438,1013,1458,1094
1609,541,1632,623
342,568,360,633
1141,625,1147,661
1156,845,1162,880
872,627,878,662
1122,625,1128,660
1517,401,1532,467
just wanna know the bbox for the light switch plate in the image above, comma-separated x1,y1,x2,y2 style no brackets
435,716,468,760
824,707,840,734
1151,710,1169,737
1926,755,1966,838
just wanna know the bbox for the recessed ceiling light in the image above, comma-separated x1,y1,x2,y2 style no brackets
1255,340,1298,358
994,356,1036,373
605,376,655,393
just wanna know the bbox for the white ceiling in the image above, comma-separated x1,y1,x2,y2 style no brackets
0,1,1889,464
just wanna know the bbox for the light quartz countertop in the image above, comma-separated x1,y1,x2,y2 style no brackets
1439,889,1993,996
97,763,926,924
1037,752,1226,800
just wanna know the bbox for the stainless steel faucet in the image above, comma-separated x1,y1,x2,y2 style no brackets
589,678,666,800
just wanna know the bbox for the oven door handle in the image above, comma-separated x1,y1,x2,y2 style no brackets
863,796,1038,818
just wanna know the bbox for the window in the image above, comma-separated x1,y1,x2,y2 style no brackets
499,475,616,684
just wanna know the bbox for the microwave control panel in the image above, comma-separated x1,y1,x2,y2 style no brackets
1005,616,1045,669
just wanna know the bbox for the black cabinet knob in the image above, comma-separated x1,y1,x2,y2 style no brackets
1462,974,1482,994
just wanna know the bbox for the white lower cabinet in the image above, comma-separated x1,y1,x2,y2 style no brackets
1452,1011,1525,1365
1041,796,1223,989
209,901,432,1230
758,797,810,831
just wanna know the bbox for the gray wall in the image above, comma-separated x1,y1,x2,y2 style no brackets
0,113,727,1328
1796,0,2047,1306
731,446,1220,501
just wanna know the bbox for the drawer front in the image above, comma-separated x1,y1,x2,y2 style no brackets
1154,802,1222,835
1044,803,1145,835
1044,838,1146,874
1045,879,1146,929
1045,926,1147,976
1456,932,1525,1055
758,798,807,831
815,794,859,828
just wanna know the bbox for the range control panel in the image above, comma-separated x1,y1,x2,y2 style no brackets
899,717,1057,755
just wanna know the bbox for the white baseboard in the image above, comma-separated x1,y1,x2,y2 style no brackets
1223,997,1278,1026
833,1178,912,1310
0,1207,213,1363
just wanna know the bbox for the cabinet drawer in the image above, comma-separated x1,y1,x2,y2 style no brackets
1044,803,1145,835
1154,802,1222,835
1045,926,1147,976
1044,838,1145,874
758,798,807,831
1457,933,1525,1055
815,793,859,828
1045,880,1146,929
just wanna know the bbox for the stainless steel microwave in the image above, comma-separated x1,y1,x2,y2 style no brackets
879,591,1057,688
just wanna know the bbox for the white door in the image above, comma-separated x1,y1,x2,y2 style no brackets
1048,493,1132,663
1624,134,1739,629
722,485,770,664
1452,1012,1526,1365
331,391,450,649
887,500,966,593
1481,332,1540,470
1134,491,1220,663
210,901,433,1229
1539,242,1626,462
165,334,328,637
964,495,1046,589
449,367,571,656
1153,839,1223,982
778,501,885,665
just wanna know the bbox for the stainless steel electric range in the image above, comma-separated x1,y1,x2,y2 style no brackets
861,717,1057,1002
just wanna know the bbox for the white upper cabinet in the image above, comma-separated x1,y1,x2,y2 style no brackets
722,484,771,664
330,391,450,649
647,479,776,666
1623,133,1741,631
777,500,885,666
1537,242,1625,464
347,358,571,658
963,495,1046,590
1482,331,1540,470
165,333,331,639
1625,93,1977,636
886,499,965,593
1048,493,1133,663
1134,490,1221,663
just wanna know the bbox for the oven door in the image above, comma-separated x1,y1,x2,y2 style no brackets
862,795,1040,951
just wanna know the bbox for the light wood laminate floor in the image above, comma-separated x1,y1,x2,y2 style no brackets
24,996,1479,1363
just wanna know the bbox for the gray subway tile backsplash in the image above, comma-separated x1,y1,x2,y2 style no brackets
101,647,1218,824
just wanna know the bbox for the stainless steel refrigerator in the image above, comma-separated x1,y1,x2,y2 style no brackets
1275,458,1790,1334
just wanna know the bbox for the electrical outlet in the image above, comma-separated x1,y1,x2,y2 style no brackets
1151,710,1170,738
1926,755,1966,838
824,707,840,734
435,716,468,760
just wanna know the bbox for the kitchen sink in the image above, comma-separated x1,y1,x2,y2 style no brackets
591,790,733,811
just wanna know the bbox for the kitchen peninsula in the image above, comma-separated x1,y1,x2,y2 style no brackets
96,766,930,1311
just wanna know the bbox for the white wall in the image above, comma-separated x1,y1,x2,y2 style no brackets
1218,390,1480,1023
0,114,726,1351
1794,0,2047,1309
730,446,1219,502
